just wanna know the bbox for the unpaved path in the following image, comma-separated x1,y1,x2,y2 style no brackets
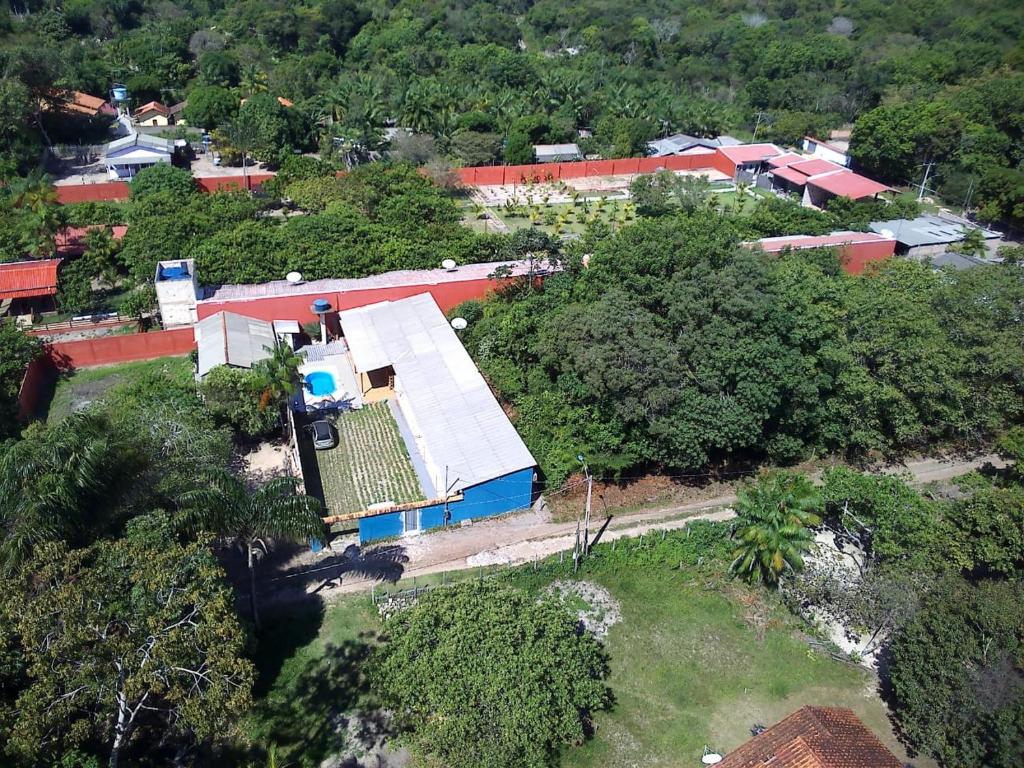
286,453,1004,599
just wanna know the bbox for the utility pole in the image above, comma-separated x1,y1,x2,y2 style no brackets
917,160,935,202
442,465,459,526
579,454,593,555
962,177,976,215
751,111,766,142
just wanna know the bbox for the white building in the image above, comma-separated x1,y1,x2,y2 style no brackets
533,143,582,163
801,136,850,167
102,133,175,180
155,259,199,327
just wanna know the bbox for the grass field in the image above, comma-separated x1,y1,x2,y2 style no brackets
251,535,918,768
46,356,194,423
312,402,424,515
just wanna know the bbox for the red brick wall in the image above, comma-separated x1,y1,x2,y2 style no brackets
194,174,275,193
16,356,55,420
46,328,196,368
455,153,720,186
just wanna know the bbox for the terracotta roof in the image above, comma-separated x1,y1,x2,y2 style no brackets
0,259,62,300
771,165,810,186
716,143,784,165
56,225,128,255
47,90,113,117
134,101,169,117
750,231,894,253
806,170,890,200
716,706,903,768
789,158,845,177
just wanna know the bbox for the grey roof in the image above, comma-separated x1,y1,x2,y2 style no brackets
195,311,277,376
647,133,721,157
199,259,557,304
102,132,174,159
534,143,581,160
869,215,1000,247
338,294,535,493
928,252,987,270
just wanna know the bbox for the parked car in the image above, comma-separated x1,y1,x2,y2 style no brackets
308,420,336,450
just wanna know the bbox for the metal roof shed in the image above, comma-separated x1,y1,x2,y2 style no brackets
339,294,536,494
194,311,277,377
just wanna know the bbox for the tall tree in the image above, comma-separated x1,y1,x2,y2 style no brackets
177,472,324,629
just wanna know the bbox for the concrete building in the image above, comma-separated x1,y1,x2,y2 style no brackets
713,143,785,180
337,294,536,541
102,133,175,180
534,143,582,163
155,259,200,327
800,135,850,167
647,133,740,158
869,214,1001,258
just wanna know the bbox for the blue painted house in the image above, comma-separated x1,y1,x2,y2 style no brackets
338,294,537,542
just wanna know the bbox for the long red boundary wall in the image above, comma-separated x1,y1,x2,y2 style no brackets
16,356,54,420
840,240,897,275
45,327,196,368
455,153,724,185
55,174,274,203
198,275,512,325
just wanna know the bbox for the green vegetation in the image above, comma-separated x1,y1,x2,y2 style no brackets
457,212,1024,485
250,522,908,767
311,402,424,515
0,321,42,438
46,356,193,424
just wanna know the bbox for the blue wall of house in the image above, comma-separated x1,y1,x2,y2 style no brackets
358,466,535,543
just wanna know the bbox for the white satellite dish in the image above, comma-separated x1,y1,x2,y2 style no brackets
286,271,304,284
450,317,468,330
701,754,723,765
441,258,458,271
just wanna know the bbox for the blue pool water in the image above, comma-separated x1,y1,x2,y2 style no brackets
305,371,336,396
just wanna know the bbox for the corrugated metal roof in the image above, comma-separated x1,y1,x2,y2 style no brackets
717,143,784,165
789,158,845,176
0,259,61,300
770,165,810,186
195,311,276,376
339,294,535,493
103,133,174,160
806,170,889,199
869,215,1001,247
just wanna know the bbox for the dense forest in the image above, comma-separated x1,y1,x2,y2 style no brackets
0,0,1022,224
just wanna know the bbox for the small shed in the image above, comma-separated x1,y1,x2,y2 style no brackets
194,311,278,377
134,101,170,126
533,143,582,163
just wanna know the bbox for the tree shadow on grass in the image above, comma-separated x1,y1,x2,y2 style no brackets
250,636,384,767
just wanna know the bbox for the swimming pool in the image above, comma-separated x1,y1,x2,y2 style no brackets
305,370,337,396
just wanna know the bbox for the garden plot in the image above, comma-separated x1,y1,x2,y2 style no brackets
312,402,424,515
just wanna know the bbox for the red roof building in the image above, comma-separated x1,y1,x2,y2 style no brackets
0,259,62,301
746,231,896,275
714,143,785,177
47,90,116,118
56,225,128,256
716,706,903,768
805,170,890,202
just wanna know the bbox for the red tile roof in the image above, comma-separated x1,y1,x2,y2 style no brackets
716,706,903,768
768,153,805,168
134,100,169,117
717,143,784,165
751,231,894,253
56,225,128,255
771,165,810,187
789,158,845,177
807,170,890,200
48,90,114,117
0,259,62,300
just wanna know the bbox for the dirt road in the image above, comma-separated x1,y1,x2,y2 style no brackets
293,453,1004,599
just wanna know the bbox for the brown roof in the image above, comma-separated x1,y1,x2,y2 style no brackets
168,100,188,116
0,259,62,300
46,90,111,117
134,100,169,117
716,707,903,768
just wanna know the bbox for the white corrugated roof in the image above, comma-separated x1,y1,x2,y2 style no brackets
195,311,276,376
339,294,536,492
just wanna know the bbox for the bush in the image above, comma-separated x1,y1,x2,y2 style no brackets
129,164,196,202
200,366,279,439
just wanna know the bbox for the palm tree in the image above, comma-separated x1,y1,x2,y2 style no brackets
178,472,325,629
255,340,303,417
729,472,822,588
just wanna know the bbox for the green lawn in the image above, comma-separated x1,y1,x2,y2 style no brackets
46,356,194,423
251,535,918,768
311,402,424,516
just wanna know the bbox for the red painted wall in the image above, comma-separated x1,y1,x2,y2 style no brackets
454,153,719,186
840,240,897,275
194,174,274,193
16,356,54,420
55,182,130,204
710,150,738,178
46,328,196,368
198,277,511,324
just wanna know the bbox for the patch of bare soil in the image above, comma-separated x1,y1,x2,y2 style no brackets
548,474,735,523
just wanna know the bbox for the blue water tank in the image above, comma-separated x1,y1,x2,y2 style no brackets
112,86,128,102
312,298,331,313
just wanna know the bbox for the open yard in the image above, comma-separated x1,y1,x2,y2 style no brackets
308,402,424,516
46,356,194,423
250,530,922,768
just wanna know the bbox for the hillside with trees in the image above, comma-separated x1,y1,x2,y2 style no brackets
0,0,1021,224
